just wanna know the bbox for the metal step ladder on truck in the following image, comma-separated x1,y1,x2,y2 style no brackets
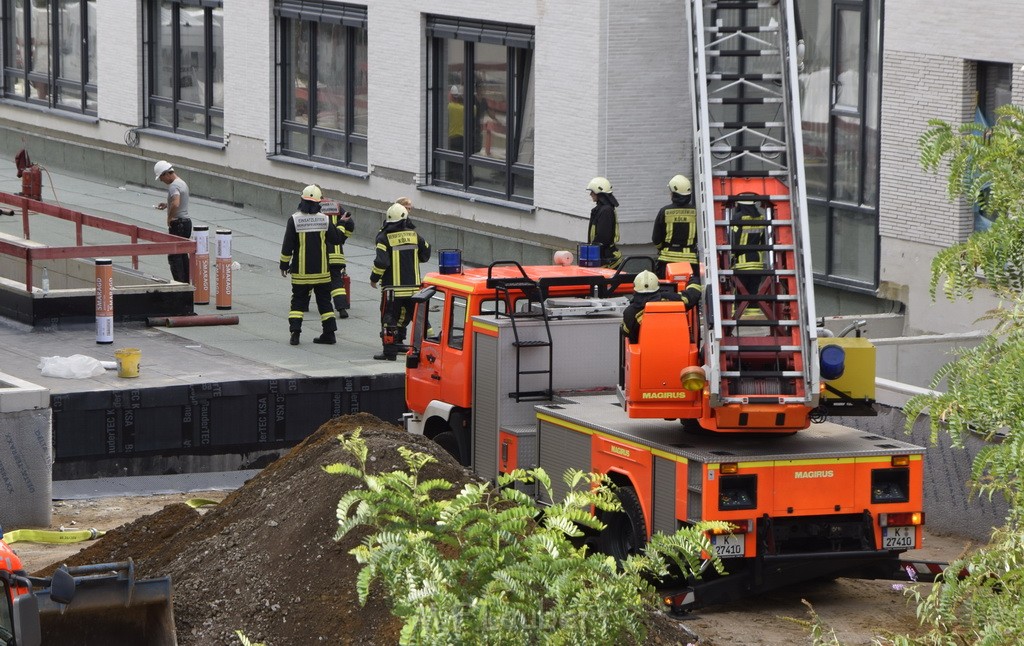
401,0,926,611
1,536,176,645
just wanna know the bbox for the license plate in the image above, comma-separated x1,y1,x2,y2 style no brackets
710,533,745,558
883,526,916,549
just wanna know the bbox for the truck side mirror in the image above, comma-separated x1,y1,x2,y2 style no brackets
12,593,43,646
49,567,76,605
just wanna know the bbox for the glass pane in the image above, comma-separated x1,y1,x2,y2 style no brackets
352,27,367,136
314,133,345,162
29,0,50,100
862,0,881,207
55,0,82,109
468,162,505,194
831,208,875,283
472,43,507,161
831,114,861,202
153,1,174,100
834,8,861,112
316,23,345,132
426,291,446,342
178,6,204,105
516,51,534,166
808,201,827,275
284,128,309,156
86,0,95,83
444,39,465,156
449,295,467,350
797,0,830,199
978,62,1012,125
283,20,309,123
209,7,223,109
513,173,534,201
9,0,25,73
150,102,172,128
210,112,223,138
176,106,205,136
350,140,367,167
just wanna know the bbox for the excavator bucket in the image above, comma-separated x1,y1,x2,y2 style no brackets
33,560,176,646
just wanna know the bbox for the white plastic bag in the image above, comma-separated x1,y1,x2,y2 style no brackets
38,355,106,379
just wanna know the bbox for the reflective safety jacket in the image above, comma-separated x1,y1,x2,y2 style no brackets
653,193,698,264
279,211,346,284
731,202,765,272
371,221,431,297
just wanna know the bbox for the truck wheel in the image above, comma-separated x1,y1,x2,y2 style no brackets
433,431,461,463
597,486,647,561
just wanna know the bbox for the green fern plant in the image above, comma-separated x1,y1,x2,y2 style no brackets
325,428,728,645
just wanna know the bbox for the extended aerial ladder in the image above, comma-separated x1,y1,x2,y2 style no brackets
685,0,819,432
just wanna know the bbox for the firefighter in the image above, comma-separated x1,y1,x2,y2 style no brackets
325,198,355,319
370,202,431,360
731,199,767,317
586,177,622,269
652,174,698,279
621,270,701,344
279,185,347,346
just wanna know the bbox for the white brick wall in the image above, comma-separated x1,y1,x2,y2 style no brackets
223,1,273,144
96,0,141,125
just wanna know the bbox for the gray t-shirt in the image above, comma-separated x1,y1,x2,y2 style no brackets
167,177,190,220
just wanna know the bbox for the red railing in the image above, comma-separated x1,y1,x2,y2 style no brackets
0,191,195,292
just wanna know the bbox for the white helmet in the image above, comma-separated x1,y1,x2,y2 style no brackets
587,177,613,194
385,203,408,222
301,185,323,202
668,174,692,196
153,160,173,180
633,270,660,294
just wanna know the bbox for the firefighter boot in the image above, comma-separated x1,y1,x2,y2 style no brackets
373,347,397,361
290,331,300,345
313,331,337,344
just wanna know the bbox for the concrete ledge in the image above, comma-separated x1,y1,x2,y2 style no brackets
0,371,49,413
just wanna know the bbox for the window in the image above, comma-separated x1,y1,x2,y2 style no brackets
276,1,367,168
973,61,1011,232
797,0,882,291
147,0,223,140
428,17,534,203
449,295,467,350
2,0,97,114
425,289,446,343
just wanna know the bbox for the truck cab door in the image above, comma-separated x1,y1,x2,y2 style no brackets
406,287,446,415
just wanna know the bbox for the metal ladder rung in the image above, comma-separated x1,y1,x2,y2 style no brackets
707,1,783,7
712,170,790,177
706,26,779,34
508,390,551,401
721,371,805,378
706,76,783,84
715,218,793,225
719,269,795,276
707,49,780,58
720,344,802,352
720,295,797,302
710,121,787,129
512,340,550,348
710,145,788,153
708,97,784,105
712,195,790,202
518,369,551,375
716,244,795,252
722,319,799,327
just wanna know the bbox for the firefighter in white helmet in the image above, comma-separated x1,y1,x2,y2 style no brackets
652,174,698,279
280,184,347,346
370,203,431,360
586,176,622,269
621,269,701,344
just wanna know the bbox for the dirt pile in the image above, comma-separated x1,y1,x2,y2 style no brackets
50,413,694,645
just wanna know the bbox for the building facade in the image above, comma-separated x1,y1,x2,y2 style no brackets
0,0,1019,335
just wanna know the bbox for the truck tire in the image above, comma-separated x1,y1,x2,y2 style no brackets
596,486,647,561
433,431,461,463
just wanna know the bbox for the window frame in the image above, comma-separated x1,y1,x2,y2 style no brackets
1,0,97,115
145,0,224,142
274,1,367,169
426,16,535,204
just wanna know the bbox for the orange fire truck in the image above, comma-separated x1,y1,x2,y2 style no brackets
402,0,925,609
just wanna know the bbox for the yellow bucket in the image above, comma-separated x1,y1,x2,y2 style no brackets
114,348,141,378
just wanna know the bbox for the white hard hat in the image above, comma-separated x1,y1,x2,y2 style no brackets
587,177,612,194
633,270,660,294
668,174,692,196
153,160,173,180
301,185,323,202
450,85,463,97
386,203,408,222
